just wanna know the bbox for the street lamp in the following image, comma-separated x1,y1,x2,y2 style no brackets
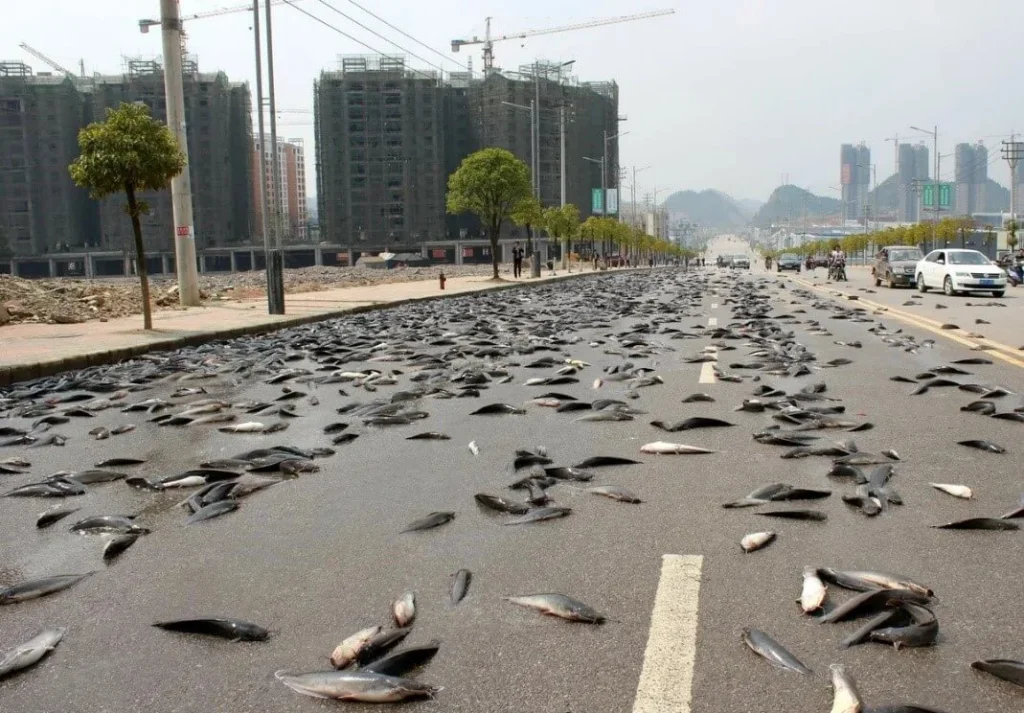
856,163,876,234
631,165,651,228
910,125,939,243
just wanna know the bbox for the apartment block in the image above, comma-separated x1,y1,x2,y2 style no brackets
897,142,929,222
253,135,307,242
840,143,870,222
954,141,987,216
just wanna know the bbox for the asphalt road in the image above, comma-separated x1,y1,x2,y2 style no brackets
0,239,1021,713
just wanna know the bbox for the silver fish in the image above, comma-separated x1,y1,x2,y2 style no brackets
639,441,715,454
830,664,864,713
587,485,641,503
275,670,441,701
392,590,415,627
0,628,65,679
929,483,973,499
741,628,812,674
330,625,382,669
504,593,605,623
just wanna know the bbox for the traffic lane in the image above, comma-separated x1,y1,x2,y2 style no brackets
0,282,718,712
791,265,1024,350
688,279,1023,713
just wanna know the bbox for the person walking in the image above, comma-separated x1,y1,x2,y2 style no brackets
512,242,524,279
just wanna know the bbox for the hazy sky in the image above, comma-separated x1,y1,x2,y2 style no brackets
4,0,1023,202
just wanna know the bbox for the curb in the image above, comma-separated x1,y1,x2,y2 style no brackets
0,268,648,388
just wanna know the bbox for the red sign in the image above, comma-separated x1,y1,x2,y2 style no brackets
432,248,446,259
840,164,851,186
176,226,190,236
462,247,473,258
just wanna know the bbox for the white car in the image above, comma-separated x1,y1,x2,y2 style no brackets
915,248,1006,297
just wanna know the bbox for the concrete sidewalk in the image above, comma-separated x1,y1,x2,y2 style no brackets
0,265,629,386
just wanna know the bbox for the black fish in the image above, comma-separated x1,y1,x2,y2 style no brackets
819,588,930,624
103,534,139,562
932,517,1019,531
868,605,939,649
401,511,455,533
95,457,146,467
323,423,349,434
36,507,80,529
70,515,149,535
681,393,715,403
970,659,1024,688
450,569,471,604
331,433,360,445
957,439,1006,454
514,453,553,470
650,417,734,432
992,412,1024,422
474,493,529,515
556,401,593,413
543,466,595,482
0,573,92,604
406,432,451,440
503,506,571,525
362,641,441,677
961,401,996,415
186,500,239,524
757,509,827,521
356,628,412,665
573,456,641,469
470,403,526,415
152,618,269,641
840,610,904,648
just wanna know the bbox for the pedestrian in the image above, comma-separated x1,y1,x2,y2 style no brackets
512,242,524,278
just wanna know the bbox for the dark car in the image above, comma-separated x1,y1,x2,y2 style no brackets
776,253,801,272
873,245,924,288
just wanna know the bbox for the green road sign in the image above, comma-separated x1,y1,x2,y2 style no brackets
921,182,952,209
591,188,604,214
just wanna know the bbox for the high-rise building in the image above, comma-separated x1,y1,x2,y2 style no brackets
840,143,870,223
954,141,988,215
253,135,307,242
897,142,929,221
0,62,97,256
90,59,254,252
314,55,619,250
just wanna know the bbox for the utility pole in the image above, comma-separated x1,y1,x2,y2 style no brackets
251,0,272,308
559,106,566,208
159,0,200,305
530,99,537,199
264,0,285,313
1002,136,1022,230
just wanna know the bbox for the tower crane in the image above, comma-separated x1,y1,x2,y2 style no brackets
451,9,676,74
18,42,75,78
138,0,302,33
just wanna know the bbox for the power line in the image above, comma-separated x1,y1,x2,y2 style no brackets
278,0,444,83
342,0,473,74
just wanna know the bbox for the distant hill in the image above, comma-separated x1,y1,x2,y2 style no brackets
752,185,841,226
868,175,1010,215
735,198,764,219
662,189,749,230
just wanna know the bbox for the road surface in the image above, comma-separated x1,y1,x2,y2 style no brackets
0,237,1021,712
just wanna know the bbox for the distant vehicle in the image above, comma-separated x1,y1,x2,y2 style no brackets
915,249,1006,297
873,246,924,288
719,255,733,268
731,254,750,269
776,253,801,272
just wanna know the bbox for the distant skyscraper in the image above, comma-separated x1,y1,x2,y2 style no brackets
253,136,307,243
954,141,988,215
840,143,870,223
896,142,929,222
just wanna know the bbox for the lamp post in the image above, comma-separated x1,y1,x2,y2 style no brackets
910,125,938,244
632,165,651,228
856,163,876,234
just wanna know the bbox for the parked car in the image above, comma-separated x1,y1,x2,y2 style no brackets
776,253,801,272
731,254,751,269
719,255,734,268
873,245,923,288
915,249,1006,297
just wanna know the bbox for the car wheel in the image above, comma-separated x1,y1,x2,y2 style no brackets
874,273,881,286
887,273,896,289
992,291,1005,297
943,276,957,296
796,267,800,273
917,274,928,292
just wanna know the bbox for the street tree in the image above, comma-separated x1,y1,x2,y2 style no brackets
69,102,185,330
511,195,543,259
446,148,532,280
542,204,580,270
1007,219,1019,251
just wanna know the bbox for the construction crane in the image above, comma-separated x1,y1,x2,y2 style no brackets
452,10,676,74
138,0,301,33
18,42,75,78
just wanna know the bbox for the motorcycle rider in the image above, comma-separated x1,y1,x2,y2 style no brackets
829,244,847,281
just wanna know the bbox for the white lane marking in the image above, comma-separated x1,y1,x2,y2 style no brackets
707,317,718,327
698,361,716,384
710,303,718,309
632,554,704,713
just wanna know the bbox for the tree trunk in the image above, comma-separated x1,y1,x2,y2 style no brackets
525,224,533,258
489,221,500,280
125,182,153,330
561,236,569,271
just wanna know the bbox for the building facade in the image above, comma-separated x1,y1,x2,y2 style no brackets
0,58,253,258
954,141,987,216
840,143,871,224
315,56,620,251
253,135,307,242
897,142,929,222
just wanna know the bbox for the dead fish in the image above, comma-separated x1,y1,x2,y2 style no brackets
970,659,1024,688
651,417,734,432
400,511,455,533
392,591,415,627
819,589,931,624
468,441,480,456
406,432,450,440
800,566,827,614
740,627,812,674
450,569,471,604
577,410,633,422
929,483,973,500
186,499,239,524
740,531,776,553
331,433,359,445
153,618,270,641
992,411,1024,422
868,604,939,649
818,569,933,597
103,533,139,561
217,421,265,433
356,627,412,665
89,426,111,440
961,401,996,415
0,628,66,679
474,493,529,515
933,517,1018,530
36,507,80,529
275,669,440,702
587,485,641,503
95,457,145,467
639,441,715,455
0,573,92,604
840,610,903,649
682,393,715,403
70,515,149,535
470,403,526,415
957,439,1005,454
330,625,382,669
111,424,136,435
504,593,605,623
362,641,441,678
757,509,827,521
503,506,572,525
573,456,642,468
544,466,595,482
65,469,127,484
830,664,865,713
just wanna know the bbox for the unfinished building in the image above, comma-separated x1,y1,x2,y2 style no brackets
315,56,447,252
0,61,97,256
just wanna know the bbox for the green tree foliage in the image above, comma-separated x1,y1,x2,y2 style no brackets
446,148,532,280
541,204,580,270
1007,219,1019,250
511,195,543,258
69,102,185,329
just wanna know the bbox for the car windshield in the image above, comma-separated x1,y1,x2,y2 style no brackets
947,251,989,265
780,254,797,260
889,250,922,262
